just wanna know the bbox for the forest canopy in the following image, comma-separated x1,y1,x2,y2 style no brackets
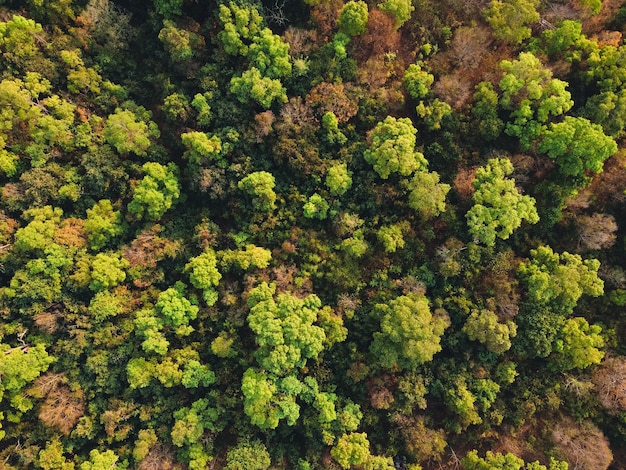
1,0,626,469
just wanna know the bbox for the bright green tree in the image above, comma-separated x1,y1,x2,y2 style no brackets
303,193,330,220
370,294,449,370
230,67,287,109
538,116,617,184
128,162,180,220
238,171,277,211
185,249,221,306
466,158,539,246
406,170,450,219
338,1,369,37
89,252,128,292
220,244,272,271
364,116,427,179
104,108,159,157
403,63,434,100
518,246,604,315
325,162,352,196
499,52,573,148
553,317,604,370
217,2,263,56
485,0,540,45
181,131,222,165
84,199,125,250
0,343,54,440
247,282,327,375
378,0,415,29
331,432,371,469
463,309,517,354
248,28,292,79
225,440,271,470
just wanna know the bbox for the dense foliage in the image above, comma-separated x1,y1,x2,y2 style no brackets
1,0,626,469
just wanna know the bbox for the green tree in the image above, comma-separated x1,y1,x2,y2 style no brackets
79,449,121,470
89,252,128,292
518,246,603,315
472,82,504,141
370,294,449,370
230,67,287,109
376,223,407,253
217,2,263,56
238,171,277,211
485,0,539,45
378,0,415,30
499,52,573,148
185,249,221,306
303,193,329,220
0,343,54,440
220,244,272,271
248,28,292,79
84,199,125,250
364,116,427,179
553,317,604,370
331,432,371,469
128,162,180,220
403,63,434,100
538,116,617,185
338,1,369,37
225,440,271,470
181,131,222,165
463,309,517,354
247,282,327,375
325,162,352,196
406,170,450,219
466,158,539,246
104,108,159,157
155,282,199,336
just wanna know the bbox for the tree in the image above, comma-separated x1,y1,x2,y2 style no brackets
592,356,626,413
472,82,504,142
376,223,407,253
84,199,125,250
230,67,287,109
552,317,604,371
406,170,450,220
220,244,272,271
238,171,277,211
89,251,128,292
104,108,159,157
378,0,414,30
403,63,434,100
0,343,54,440
247,282,327,375
463,450,524,470
538,116,617,184
127,162,180,220
370,293,449,370
466,158,538,246
485,0,539,45
79,449,121,469
499,52,573,148
463,309,517,354
331,432,371,469
303,193,329,220
577,213,618,251
338,1,369,37
518,246,603,315
181,131,222,165
225,440,271,470
185,249,221,306
217,2,263,56
248,28,292,79
326,162,352,196
364,116,427,179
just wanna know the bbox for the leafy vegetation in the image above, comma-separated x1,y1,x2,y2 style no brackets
1,0,626,469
